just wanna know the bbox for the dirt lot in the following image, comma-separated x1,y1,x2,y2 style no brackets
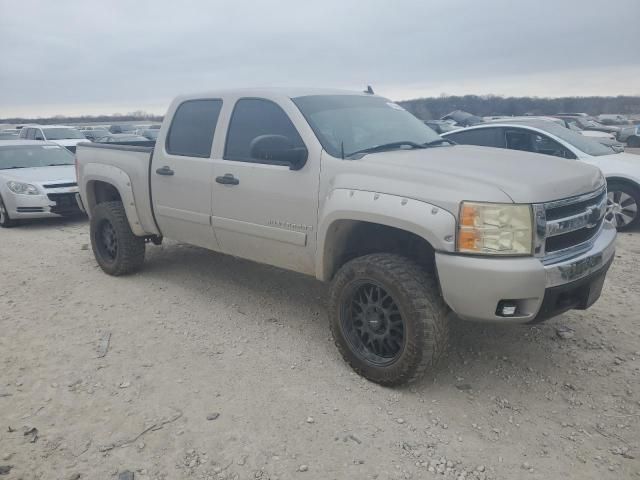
0,222,639,480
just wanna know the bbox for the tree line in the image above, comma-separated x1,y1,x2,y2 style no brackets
2,96,640,125
0,111,163,125
398,95,640,120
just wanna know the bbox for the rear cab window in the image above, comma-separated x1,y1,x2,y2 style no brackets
166,99,223,157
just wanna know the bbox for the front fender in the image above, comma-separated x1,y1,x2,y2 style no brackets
82,163,148,237
316,188,457,280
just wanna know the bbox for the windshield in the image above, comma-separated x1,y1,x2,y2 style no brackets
0,145,75,169
292,95,442,158
532,122,616,156
43,128,86,140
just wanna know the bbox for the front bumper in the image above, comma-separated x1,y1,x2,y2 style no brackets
4,189,82,219
435,222,616,323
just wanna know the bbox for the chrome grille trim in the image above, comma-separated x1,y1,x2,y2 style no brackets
545,193,607,237
533,185,607,262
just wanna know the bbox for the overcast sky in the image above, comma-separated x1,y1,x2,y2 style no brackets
1,0,639,117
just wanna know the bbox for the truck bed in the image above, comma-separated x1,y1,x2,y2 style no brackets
76,142,160,236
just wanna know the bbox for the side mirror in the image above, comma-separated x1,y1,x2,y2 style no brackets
249,134,308,170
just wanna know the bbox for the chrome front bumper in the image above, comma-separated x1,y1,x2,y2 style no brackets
436,222,616,323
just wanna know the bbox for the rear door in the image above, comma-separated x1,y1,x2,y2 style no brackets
150,98,223,250
210,97,321,275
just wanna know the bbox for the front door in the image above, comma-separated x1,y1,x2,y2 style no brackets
210,97,320,275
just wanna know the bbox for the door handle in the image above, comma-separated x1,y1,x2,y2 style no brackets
156,166,174,176
216,173,239,185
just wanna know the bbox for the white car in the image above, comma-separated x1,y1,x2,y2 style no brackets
0,140,81,227
443,120,640,230
18,125,88,153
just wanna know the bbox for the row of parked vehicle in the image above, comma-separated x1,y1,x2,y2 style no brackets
425,111,640,149
0,87,632,386
0,123,160,150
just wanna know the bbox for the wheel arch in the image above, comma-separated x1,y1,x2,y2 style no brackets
316,190,456,281
82,164,147,236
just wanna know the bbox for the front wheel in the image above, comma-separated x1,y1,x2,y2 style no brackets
606,182,640,231
328,254,450,386
90,201,145,275
0,195,16,228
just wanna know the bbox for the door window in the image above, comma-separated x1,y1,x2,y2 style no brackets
166,99,223,157
505,129,575,158
446,127,505,148
224,98,305,164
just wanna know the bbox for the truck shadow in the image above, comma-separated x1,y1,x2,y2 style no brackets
139,241,589,393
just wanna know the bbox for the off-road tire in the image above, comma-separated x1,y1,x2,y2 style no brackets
328,253,450,386
90,201,145,275
0,195,16,228
607,181,640,231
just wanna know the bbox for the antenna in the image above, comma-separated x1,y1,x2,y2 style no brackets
341,141,345,160
364,85,374,95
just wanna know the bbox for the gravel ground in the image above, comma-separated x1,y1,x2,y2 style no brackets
0,219,639,480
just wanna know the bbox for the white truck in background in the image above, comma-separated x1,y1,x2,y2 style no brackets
75,88,616,386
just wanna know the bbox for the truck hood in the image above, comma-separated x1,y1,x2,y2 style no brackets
350,145,604,212
0,165,76,184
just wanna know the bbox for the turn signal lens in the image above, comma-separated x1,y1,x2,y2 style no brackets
457,202,533,255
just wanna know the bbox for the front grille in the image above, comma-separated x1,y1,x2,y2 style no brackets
43,182,77,189
540,187,607,258
47,193,80,215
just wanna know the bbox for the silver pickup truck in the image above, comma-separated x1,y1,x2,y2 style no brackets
76,88,616,386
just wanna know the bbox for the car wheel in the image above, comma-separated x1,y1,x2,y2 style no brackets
90,201,145,275
0,195,17,228
606,181,640,231
627,136,640,148
328,253,450,386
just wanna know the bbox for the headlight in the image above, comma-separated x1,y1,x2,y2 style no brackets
7,181,40,195
457,202,533,255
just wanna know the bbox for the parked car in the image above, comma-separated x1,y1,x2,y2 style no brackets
95,134,153,144
423,120,460,134
76,88,615,386
443,120,640,230
81,129,110,142
554,115,637,143
0,140,82,227
485,117,624,152
597,114,631,126
135,129,159,140
0,132,19,140
441,110,483,127
108,124,138,134
18,125,87,152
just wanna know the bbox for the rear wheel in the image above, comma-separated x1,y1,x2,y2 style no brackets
328,254,450,386
90,201,145,275
627,136,640,148
606,181,640,231
0,195,16,228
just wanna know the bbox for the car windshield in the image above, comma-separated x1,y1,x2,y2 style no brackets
292,95,442,158
531,122,616,156
0,145,75,169
43,128,86,140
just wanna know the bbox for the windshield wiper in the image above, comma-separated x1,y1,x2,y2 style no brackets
47,163,73,166
424,138,455,146
1,166,26,169
346,141,427,158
